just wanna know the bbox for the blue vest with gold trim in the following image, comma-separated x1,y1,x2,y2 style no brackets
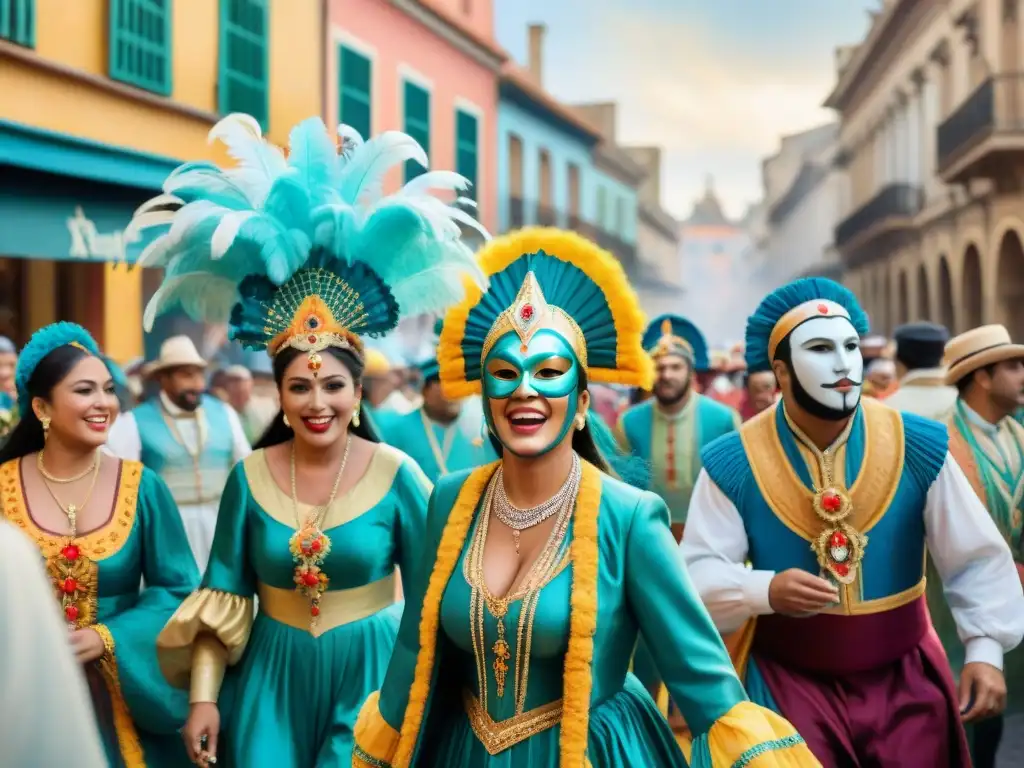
701,400,948,610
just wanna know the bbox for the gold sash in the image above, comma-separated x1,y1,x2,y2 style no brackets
463,690,562,755
258,573,396,638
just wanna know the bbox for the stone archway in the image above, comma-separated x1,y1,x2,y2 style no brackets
897,270,909,326
916,263,930,320
938,256,955,331
962,244,983,330
997,229,1024,340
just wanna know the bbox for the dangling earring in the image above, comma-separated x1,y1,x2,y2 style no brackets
575,416,585,432
40,416,51,437
352,402,361,428
282,414,291,429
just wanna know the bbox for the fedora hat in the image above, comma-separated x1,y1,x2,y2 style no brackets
943,324,1024,385
143,335,208,377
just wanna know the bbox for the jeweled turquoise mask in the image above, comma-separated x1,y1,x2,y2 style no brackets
482,329,580,456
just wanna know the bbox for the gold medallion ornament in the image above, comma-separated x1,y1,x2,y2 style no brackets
810,483,866,585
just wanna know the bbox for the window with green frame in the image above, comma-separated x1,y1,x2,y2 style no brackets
0,0,34,47
338,44,372,140
597,186,608,229
455,108,479,212
219,0,269,128
403,79,431,182
109,0,172,95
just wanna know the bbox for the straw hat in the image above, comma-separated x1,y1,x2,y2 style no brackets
143,335,208,377
943,324,1024,385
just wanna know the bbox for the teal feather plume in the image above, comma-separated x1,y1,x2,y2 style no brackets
132,113,487,341
745,277,869,371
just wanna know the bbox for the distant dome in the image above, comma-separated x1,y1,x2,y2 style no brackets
685,174,731,226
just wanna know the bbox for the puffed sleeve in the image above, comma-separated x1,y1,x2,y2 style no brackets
353,475,452,768
157,461,256,704
625,492,819,767
96,468,200,734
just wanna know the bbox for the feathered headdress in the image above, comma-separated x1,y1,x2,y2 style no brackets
415,317,445,383
745,277,869,371
128,113,488,374
16,323,126,405
642,314,709,371
437,227,653,399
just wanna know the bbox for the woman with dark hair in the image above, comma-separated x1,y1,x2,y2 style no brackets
353,229,818,768
0,322,198,767
143,113,489,767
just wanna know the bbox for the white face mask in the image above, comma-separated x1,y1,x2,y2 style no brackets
787,316,863,413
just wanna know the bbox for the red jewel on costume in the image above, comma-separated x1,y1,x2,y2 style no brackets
817,303,829,314
519,304,534,321
310,539,322,553
302,572,319,587
310,605,320,617
65,605,79,622
821,490,842,512
62,577,77,594
830,531,847,549
61,544,80,561
833,563,849,577
307,334,318,343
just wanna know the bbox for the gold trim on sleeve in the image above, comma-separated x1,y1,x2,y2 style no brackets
190,634,228,704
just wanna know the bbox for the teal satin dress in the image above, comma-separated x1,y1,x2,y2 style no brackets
1,458,199,768
158,445,430,768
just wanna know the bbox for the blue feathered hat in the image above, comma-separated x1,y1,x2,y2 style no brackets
642,314,709,371
127,114,488,369
437,228,654,399
745,277,869,371
16,323,126,405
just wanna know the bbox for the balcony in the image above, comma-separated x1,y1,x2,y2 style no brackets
537,204,558,227
568,214,600,243
937,73,1024,184
833,183,922,266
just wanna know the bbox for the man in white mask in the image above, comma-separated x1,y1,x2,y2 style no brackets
681,277,1024,766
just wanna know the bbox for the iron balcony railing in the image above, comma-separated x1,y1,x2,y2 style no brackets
937,73,1024,171
834,183,923,249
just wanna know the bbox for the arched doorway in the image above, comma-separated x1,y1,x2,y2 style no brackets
916,263,930,320
898,270,909,326
938,256,955,331
997,229,1024,340
962,245,983,330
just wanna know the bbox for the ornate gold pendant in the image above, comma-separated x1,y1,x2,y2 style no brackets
810,487,866,585
289,522,332,624
492,637,511,698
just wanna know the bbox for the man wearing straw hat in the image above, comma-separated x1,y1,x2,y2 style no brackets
106,335,250,572
929,324,1024,768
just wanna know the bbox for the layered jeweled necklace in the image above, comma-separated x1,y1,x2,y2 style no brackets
37,450,101,538
287,438,350,627
492,452,581,556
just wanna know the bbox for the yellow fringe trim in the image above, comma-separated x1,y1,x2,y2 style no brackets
707,701,819,767
438,227,655,400
353,691,399,768
560,460,601,767
393,462,499,767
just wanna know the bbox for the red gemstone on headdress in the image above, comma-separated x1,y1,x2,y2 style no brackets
307,334,318,343
520,304,534,321
833,563,849,577
830,531,848,549
65,605,79,622
62,577,78,594
817,303,829,314
61,545,80,561
821,490,842,512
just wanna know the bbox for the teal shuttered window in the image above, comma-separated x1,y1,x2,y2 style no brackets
219,0,269,128
403,79,430,182
109,0,172,95
338,44,372,140
455,108,479,210
0,0,34,47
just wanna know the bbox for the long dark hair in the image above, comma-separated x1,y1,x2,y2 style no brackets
0,345,92,463
254,345,380,449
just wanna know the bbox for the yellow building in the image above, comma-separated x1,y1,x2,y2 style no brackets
826,0,1024,339
0,0,322,361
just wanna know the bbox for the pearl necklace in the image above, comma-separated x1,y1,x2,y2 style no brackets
492,452,581,555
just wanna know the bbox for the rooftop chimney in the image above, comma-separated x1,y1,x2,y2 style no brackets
528,23,546,86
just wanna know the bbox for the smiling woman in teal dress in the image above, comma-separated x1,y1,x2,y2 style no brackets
0,322,199,768
352,228,820,768
140,112,489,767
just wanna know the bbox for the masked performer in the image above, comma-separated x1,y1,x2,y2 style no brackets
617,315,739,541
138,113,487,768
682,278,1024,767
376,319,498,483
352,228,818,768
0,322,199,767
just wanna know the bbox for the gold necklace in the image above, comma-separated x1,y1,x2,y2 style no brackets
160,403,205,502
37,450,97,484
287,437,351,624
420,408,457,476
39,455,102,537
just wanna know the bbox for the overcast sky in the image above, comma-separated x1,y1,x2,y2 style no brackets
494,0,878,221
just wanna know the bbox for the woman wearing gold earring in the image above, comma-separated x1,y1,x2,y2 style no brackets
0,322,199,767
142,114,489,767
352,229,820,768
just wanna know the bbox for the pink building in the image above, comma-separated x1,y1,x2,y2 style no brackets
326,0,505,235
